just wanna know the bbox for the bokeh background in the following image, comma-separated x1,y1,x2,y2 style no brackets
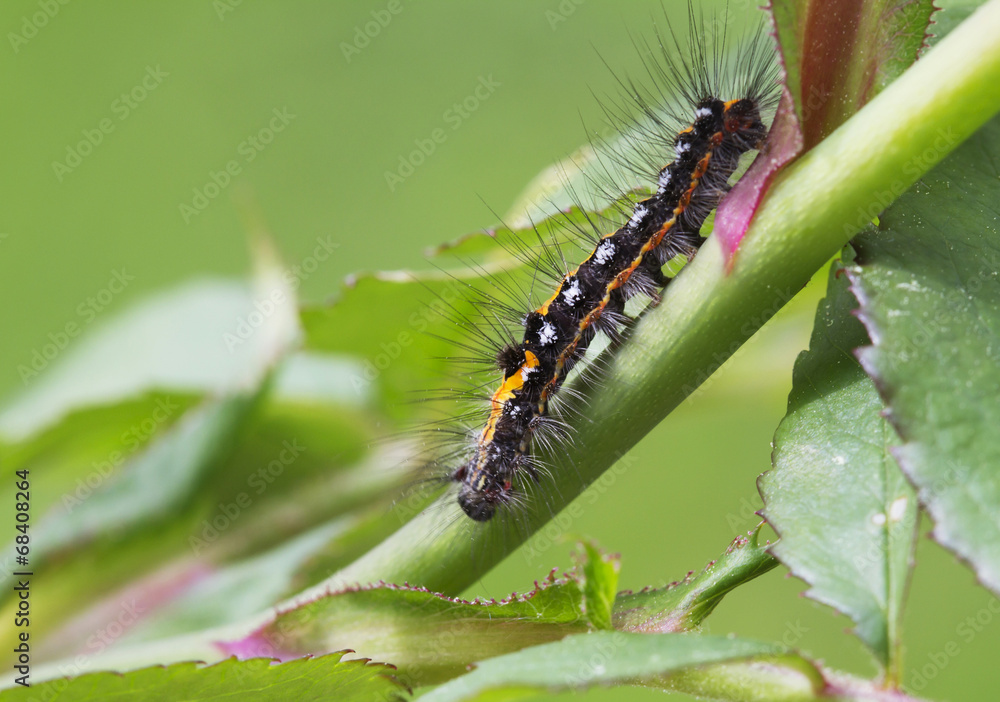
1,1,996,699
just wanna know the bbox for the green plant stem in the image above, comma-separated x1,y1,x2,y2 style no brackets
324,0,1000,596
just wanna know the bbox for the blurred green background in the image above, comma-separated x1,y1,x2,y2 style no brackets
1,1,996,699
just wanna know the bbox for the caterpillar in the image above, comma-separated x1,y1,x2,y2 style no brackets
425,8,780,524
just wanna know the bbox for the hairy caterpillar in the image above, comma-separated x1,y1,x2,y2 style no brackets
415,7,781,525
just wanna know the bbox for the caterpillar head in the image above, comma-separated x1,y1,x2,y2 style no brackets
722,98,769,150
454,468,513,522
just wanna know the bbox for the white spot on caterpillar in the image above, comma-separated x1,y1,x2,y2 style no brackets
562,278,582,305
538,320,557,346
520,364,537,381
695,107,712,119
594,240,615,265
628,204,648,229
657,170,672,193
675,140,691,157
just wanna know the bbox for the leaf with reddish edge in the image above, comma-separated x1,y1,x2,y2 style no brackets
216,571,593,687
421,632,929,702
209,533,774,690
772,0,936,150
716,87,804,262
847,116,1000,595
613,526,777,634
720,0,937,263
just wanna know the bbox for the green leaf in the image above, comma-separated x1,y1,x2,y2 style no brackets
0,243,302,657
271,350,373,408
418,632,824,702
0,391,264,658
0,653,407,702
577,540,619,631
21,391,404,659
0,277,297,442
0,262,311,563
197,397,391,563
219,572,592,687
0,392,199,520
39,393,260,559
299,275,453,421
28,531,780,688
927,3,982,44
113,512,374,646
0,244,302,566
847,115,1000,595
613,527,777,634
760,262,916,680
0,243,300,567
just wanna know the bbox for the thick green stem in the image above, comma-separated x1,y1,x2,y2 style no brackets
324,0,1000,596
